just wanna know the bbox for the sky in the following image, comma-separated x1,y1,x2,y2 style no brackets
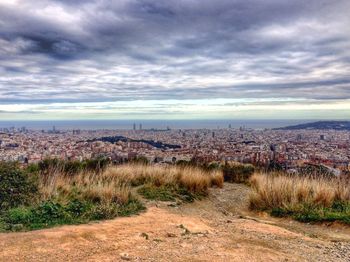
0,0,350,120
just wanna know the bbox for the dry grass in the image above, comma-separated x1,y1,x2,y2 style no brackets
249,173,350,211
40,171,132,205
103,164,223,193
39,164,223,205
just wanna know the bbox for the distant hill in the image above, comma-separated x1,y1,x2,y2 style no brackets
275,121,350,130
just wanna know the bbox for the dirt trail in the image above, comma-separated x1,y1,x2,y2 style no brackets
1,183,350,262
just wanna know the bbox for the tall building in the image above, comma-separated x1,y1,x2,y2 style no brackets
133,123,136,130
139,123,142,130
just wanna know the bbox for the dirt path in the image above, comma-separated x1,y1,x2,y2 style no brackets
0,183,349,261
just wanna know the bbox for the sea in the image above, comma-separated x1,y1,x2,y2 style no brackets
0,119,316,131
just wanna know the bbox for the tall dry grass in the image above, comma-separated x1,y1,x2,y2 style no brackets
249,173,350,211
103,164,224,193
40,170,131,205
39,163,224,205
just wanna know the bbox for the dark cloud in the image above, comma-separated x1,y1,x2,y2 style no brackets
0,0,349,108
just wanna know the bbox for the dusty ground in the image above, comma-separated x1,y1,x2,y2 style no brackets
0,183,349,262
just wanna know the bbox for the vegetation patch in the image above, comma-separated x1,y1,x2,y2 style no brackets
137,184,205,202
249,173,350,224
137,185,176,201
1,198,145,231
175,160,254,184
104,164,223,192
0,162,39,210
221,162,255,183
0,161,222,232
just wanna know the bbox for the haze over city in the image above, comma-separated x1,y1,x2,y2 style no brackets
0,0,350,121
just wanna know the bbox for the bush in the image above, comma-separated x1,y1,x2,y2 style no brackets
88,199,145,220
3,201,70,231
63,161,84,175
205,162,221,171
0,162,39,210
5,206,32,225
82,158,110,173
222,162,255,183
137,185,176,201
137,184,204,203
37,158,110,177
66,199,92,217
129,156,149,165
2,198,145,231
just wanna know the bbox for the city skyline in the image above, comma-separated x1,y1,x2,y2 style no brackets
1,0,350,120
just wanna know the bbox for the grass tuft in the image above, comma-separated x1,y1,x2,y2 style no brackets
249,173,350,224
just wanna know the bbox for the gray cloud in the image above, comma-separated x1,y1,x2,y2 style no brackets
0,0,349,108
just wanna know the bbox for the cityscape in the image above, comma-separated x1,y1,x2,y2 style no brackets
1,123,349,176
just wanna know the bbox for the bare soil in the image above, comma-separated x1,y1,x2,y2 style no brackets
0,183,349,261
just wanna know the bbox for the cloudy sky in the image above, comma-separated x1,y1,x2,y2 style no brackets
0,0,350,120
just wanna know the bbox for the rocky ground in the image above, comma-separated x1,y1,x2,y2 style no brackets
0,183,349,262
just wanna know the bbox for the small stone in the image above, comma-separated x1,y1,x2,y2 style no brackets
120,253,131,261
140,232,149,240
167,232,176,237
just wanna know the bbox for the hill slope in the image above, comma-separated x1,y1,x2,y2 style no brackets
275,121,350,130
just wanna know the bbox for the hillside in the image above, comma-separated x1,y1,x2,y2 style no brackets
275,121,350,130
1,183,349,262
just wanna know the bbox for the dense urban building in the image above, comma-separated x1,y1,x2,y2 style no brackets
1,126,349,175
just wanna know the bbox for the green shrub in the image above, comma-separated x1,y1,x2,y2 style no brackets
175,186,202,202
270,204,350,225
205,162,221,171
0,162,39,210
88,203,119,220
66,199,92,217
2,198,145,231
175,160,192,166
26,163,40,174
271,207,293,217
88,199,145,220
117,198,146,216
137,184,204,203
63,161,84,175
33,201,66,221
37,158,110,176
129,156,149,165
82,158,110,172
3,201,71,231
5,206,32,225
222,163,255,183
138,185,176,201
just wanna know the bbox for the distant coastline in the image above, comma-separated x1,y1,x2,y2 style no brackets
0,119,322,130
